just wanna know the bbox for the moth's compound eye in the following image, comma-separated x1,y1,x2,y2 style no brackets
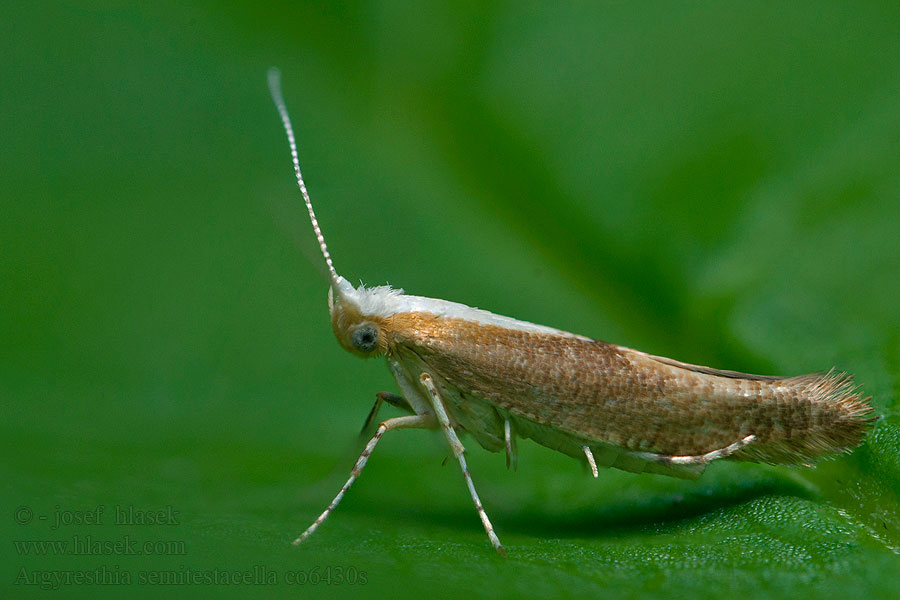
351,324,379,353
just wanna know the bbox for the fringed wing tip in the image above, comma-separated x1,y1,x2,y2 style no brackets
737,369,875,466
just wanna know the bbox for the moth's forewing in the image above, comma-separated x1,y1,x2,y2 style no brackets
384,312,870,469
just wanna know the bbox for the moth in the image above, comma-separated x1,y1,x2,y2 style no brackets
267,69,874,555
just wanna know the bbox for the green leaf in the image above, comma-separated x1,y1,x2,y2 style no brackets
2,2,898,599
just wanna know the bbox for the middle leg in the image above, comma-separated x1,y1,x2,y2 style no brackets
419,372,505,556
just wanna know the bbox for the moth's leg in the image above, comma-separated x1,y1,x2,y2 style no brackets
641,434,757,466
360,392,414,436
583,446,599,478
419,372,506,556
294,413,435,546
504,419,518,471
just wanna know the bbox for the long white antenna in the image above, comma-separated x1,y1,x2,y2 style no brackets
267,67,339,282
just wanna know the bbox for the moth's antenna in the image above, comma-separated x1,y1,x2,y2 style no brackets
267,67,339,283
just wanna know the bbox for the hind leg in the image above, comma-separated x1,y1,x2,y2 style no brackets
635,434,757,466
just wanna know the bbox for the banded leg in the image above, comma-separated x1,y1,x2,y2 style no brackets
636,434,757,466
419,372,506,556
294,413,435,546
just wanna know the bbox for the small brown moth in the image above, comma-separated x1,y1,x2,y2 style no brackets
268,69,874,555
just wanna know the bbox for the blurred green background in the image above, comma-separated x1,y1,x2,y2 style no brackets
2,2,899,598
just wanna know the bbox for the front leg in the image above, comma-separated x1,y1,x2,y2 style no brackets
419,372,506,556
294,413,435,546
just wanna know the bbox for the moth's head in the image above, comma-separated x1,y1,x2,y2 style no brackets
327,276,395,358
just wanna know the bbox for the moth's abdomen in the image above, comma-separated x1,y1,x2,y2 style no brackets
385,312,874,467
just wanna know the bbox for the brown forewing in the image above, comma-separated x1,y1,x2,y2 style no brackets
382,312,871,463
